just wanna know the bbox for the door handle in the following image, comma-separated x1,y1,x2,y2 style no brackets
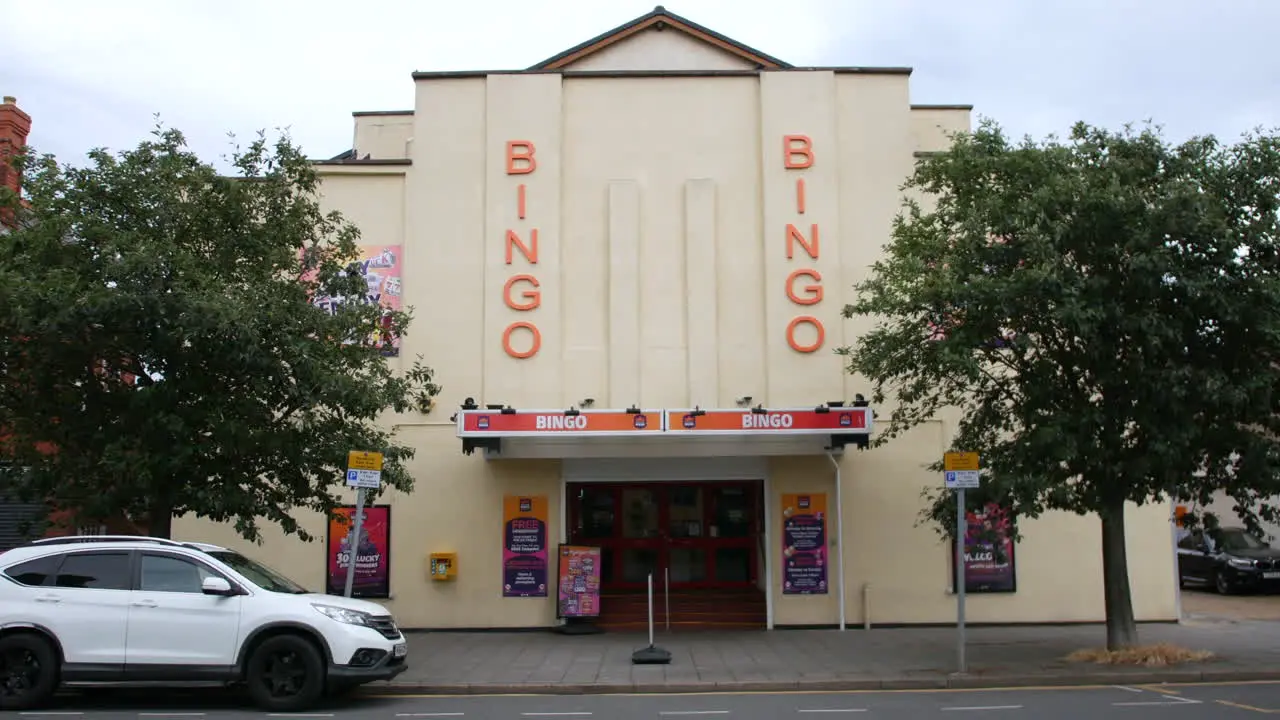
34,594,61,604
130,599,158,608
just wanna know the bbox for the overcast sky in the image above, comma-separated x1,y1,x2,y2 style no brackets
3,0,1278,168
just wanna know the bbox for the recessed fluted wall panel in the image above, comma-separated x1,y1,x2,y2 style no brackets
684,178,719,407
607,181,641,408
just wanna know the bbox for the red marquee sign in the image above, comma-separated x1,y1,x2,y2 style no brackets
664,408,871,435
458,409,664,437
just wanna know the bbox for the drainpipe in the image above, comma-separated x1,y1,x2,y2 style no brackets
826,451,846,631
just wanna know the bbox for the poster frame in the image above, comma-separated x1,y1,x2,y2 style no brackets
950,502,1018,594
780,492,829,596
503,494,549,598
325,502,392,599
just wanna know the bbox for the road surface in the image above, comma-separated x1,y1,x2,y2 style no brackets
32,681,1280,718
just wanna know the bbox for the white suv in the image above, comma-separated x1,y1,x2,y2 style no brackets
0,535,408,712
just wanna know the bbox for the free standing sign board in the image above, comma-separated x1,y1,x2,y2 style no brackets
556,545,602,618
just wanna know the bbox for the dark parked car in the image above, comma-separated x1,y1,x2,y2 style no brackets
1177,526,1280,594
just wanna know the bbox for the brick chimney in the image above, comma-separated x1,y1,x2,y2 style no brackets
0,95,32,198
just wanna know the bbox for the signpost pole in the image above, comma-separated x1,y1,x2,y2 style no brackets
341,450,384,599
943,451,979,676
344,487,367,598
955,485,967,674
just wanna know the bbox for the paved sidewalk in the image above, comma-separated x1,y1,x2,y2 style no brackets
365,618,1280,694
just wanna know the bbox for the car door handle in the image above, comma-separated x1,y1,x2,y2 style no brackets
130,599,158,608
34,594,61,604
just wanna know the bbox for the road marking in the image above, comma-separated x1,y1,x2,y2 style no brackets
370,679,1280,700
659,713,730,716
1114,694,1202,707
941,706,1022,712
1113,686,1144,693
798,710,868,714
1217,699,1280,714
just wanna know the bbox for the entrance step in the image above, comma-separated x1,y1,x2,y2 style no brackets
594,589,767,630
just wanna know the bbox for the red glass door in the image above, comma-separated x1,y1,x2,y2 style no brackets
566,481,761,592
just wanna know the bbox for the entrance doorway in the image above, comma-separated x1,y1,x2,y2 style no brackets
566,481,762,592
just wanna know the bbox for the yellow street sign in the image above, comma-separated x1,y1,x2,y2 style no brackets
347,450,384,472
944,451,979,471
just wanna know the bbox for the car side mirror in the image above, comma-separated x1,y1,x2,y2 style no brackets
201,576,237,596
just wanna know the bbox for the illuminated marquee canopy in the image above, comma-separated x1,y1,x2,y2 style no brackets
454,404,873,459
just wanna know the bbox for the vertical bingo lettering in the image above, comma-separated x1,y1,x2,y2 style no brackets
503,140,542,358
782,135,824,353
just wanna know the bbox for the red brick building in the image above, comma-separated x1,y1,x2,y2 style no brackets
0,97,147,547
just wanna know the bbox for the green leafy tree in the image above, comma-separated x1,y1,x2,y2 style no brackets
839,119,1280,649
0,123,440,542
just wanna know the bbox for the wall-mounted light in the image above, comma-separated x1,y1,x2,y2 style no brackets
736,396,753,407
485,403,504,410
500,406,517,415
579,398,595,408
751,404,767,414
564,407,581,416
461,397,478,410
691,406,707,417
826,400,845,407
852,394,869,408
813,405,830,414
626,405,642,414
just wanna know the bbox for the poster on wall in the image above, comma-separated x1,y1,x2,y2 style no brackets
325,504,391,598
503,495,549,597
953,502,1017,593
781,493,828,595
306,244,404,357
556,545,602,618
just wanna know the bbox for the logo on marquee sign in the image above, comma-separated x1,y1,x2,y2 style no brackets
456,408,872,437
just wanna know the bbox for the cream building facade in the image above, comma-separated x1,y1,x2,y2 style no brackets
176,6,1180,630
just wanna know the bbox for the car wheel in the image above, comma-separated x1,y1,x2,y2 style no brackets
1215,571,1233,595
244,634,325,712
0,632,59,711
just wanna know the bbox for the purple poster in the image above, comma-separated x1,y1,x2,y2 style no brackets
503,495,548,597
781,493,828,594
954,502,1017,593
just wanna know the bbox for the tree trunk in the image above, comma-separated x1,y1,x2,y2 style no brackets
148,487,174,539
1100,494,1139,650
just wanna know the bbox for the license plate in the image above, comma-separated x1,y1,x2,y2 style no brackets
1264,572,1280,579
393,642,407,658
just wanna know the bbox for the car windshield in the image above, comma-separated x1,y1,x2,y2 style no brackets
1219,529,1269,551
207,550,310,594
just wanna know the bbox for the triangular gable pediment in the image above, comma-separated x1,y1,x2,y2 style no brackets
529,6,791,72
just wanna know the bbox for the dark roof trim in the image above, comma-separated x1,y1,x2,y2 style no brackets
312,158,412,166
527,6,791,71
910,104,974,111
352,110,414,117
411,66,914,80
